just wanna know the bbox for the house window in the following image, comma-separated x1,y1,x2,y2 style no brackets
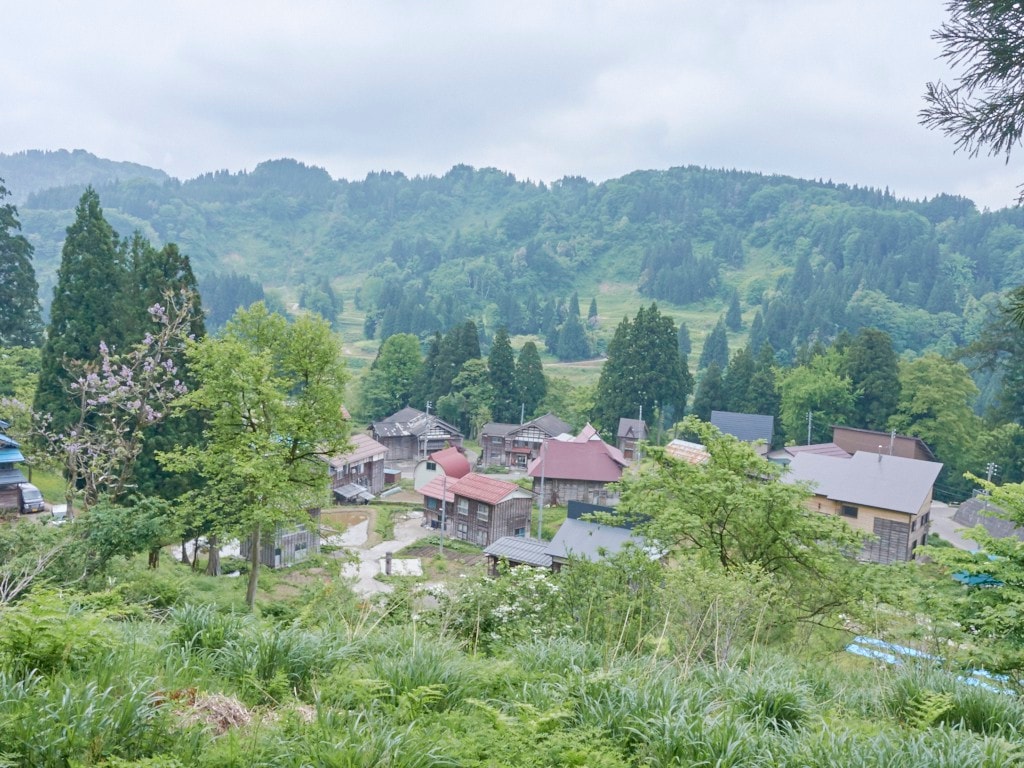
457,499,469,516
456,522,468,539
477,506,490,522
491,436,503,444
426,497,437,510
840,505,858,519
426,461,436,471
514,527,526,537
911,519,917,531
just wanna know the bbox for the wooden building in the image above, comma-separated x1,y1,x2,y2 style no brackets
328,433,388,495
478,413,572,468
413,445,471,490
786,451,942,563
421,472,533,547
527,428,628,507
616,418,648,462
372,407,463,461
240,509,322,569
0,427,28,514
831,426,937,463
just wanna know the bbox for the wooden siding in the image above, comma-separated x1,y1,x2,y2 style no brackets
452,495,532,547
241,509,321,569
810,495,930,563
332,456,385,495
534,478,618,508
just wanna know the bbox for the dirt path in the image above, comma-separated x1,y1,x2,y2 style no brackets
336,510,433,596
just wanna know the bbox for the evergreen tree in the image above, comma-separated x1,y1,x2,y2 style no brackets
515,341,546,420
722,346,756,412
488,327,519,423
0,180,43,347
568,292,581,319
691,362,725,422
587,297,599,327
592,305,692,433
842,327,901,430
556,312,591,361
698,318,729,371
35,188,128,433
725,290,743,331
677,321,691,356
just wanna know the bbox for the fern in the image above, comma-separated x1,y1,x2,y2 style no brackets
906,690,955,729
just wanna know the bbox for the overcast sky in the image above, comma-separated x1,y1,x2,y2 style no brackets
4,1,1021,210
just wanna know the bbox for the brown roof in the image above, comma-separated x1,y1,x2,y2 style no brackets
664,439,711,464
428,446,471,479
329,433,388,469
451,472,529,505
527,439,626,483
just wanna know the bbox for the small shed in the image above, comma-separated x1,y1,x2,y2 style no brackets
240,508,322,569
334,483,375,504
484,536,552,576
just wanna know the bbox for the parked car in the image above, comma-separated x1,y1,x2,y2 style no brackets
19,482,45,514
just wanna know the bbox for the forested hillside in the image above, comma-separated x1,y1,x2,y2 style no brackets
6,151,1024,363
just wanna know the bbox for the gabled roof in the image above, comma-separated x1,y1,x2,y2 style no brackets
526,413,573,438
373,409,463,439
783,442,852,459
484,536,552,568
573,423,601,442
617,418,648,440
0,468,28,487
527,438,626,483
428,446,471,479
329,433,388,469
785,451,943,515
480,422,519,438
419,474,455,504
711,410,774,444
546,517,646,562
0,448,25,464
452,472,531,505
0,432,19,449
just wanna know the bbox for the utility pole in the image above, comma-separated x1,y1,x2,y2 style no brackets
806,411,812,445
536,441,546,539
439,473,448,556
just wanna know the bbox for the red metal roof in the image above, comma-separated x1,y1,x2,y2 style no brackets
419,475,455,503
527,439,626,482
429,446,471,478
451,472,527,505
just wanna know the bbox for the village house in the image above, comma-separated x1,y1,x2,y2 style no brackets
527,425,628,507
830,425,937,463
328,433,388,496
711,410,775,453
478,413,572,469
371,406,463,460
420,471,533,546
616,418,648,462
786,451,943,563
0,422,29,514
240,509,322,569
412,445,471,490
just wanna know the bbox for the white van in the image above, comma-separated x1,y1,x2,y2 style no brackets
19,483,44,514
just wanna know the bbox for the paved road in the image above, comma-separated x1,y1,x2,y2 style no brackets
929,501,979,552
337,510,433,596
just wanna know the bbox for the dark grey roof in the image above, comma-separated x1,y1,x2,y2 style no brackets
373,411,463,439
381,406,424,423
0,468,28,487
484,536,552,567
617,418,648,440
480,422,519,438
546,517,646,562
785,451,943,515
333,483,374,502
527,413,573,437
711,410,774,444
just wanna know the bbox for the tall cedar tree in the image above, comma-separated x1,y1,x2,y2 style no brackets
691,361,725,422
592,304,692,434
725,290,743,331
842,327,901,431
428,320,481,405
677,321,692,356
35,188,128,433
722,346,756,412
127,236,207,500
698,317,729,371
515,341,546,420
587,297,599,326
0,180,43,347
488,327,519,423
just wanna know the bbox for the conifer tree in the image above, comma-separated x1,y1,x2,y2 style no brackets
677,321,692,356
722,346,756,411
698,317,729,371
587,297,599,327
842,327,901,431
0,180,43,347
691,361,725,422
725,290,743,331
515,341,546,420
488,327,519,423
35,188,128,433
556,312,591,361
592,304,691,433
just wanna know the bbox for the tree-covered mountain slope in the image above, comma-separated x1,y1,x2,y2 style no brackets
7,151,1024,359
